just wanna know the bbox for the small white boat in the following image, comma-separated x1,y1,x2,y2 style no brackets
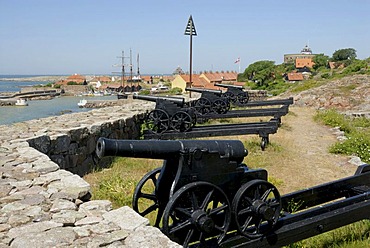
78,99,87,108
15,99,28,106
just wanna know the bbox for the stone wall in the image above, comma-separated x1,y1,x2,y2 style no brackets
0,100,181,247
61,85,90,96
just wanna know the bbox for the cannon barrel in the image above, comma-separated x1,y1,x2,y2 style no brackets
185,87,222,95
133,94,185,106
214,83,243,89
96,137,247,163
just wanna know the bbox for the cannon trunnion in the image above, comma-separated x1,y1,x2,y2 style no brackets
96,138,281,247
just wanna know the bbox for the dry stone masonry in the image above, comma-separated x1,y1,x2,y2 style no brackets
0,99,181,247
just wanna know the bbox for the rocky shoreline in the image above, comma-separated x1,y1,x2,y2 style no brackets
0,76,68,82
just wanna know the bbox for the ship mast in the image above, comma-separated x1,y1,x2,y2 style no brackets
137,53,140,78
129,48,133,87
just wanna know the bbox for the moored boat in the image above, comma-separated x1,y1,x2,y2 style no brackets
15,99,28,106
78,99,87,108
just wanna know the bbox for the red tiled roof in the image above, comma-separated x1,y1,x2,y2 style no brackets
201,72,238,82
233,82,245,87
295,58,315,68
67,74,86,81
287,72,304,81
91,76,112,82
328,62,345,69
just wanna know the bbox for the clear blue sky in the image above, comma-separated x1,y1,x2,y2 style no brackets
1,0,369,75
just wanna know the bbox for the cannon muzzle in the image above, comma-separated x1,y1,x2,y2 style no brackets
133,94,185,106
185,87,222,95
214,83,243,89
96,137,247,163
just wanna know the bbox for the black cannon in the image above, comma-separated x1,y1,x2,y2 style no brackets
133,94,196,133
215,83,250,104
185,87,230,115
96,138,281,247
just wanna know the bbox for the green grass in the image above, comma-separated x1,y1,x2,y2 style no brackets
84,157,161,209
285,220,370,248
290,79,326,93
314,109,370,163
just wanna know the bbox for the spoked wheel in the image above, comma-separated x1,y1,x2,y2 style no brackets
189,108,198,127
212,99,230,114
237,92,249,104
146,109,170,133
194,97,212,115
232,179,281,239
171,111,193,132
222,91,237,103
132,167,163,227
162,182,232,247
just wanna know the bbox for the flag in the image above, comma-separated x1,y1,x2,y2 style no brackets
234,57,240,64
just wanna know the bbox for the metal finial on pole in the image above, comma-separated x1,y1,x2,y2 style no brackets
184,15,197,98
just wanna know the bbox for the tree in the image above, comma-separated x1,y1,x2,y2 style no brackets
332,48,357,62
313,53,330,70
242,60,275,87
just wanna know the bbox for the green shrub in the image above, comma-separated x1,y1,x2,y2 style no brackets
168,87,182,95
321,72,330,79
138,89,150,95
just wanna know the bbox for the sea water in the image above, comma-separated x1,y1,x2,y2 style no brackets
0,75,115,125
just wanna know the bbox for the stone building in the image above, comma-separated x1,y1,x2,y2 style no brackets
284,44,316,64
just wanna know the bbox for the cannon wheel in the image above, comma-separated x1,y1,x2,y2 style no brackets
171,111,193,132
237,92,249,104
212,99,230,114
190,108,198,127
162,182,231,247
222,91,237,103
194,97,212,115
232,179,281,239
146,109,170,133
132,167,163,227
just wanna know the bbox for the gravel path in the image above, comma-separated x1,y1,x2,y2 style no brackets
261,106,358,194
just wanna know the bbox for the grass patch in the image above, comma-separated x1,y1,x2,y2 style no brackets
338,83,357,93
314,109,370,163
285,220,370,248
84,157,161,209
290,79,326,93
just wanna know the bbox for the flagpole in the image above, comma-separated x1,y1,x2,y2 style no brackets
239,57,241,74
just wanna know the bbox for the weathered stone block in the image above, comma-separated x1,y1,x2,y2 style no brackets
52,134,71,153
27,135,51,154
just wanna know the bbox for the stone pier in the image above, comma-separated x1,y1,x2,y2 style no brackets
0,100,181,247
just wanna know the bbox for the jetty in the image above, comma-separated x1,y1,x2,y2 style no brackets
0,89,62,99
0,89,63,106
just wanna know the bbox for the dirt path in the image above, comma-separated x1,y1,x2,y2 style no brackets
259,106,358,194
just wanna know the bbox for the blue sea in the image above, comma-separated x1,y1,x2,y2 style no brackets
0,75,115,125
